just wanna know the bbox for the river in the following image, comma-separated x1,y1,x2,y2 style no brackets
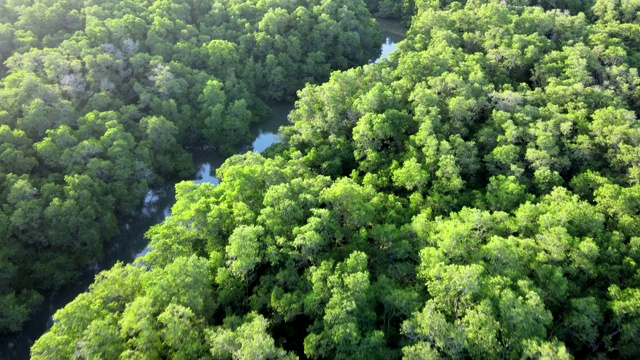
0,18,406,360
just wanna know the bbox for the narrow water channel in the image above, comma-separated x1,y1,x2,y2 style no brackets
0,19,406,359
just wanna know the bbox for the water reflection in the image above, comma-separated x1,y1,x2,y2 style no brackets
251,102,292,153
375,17,407,62
192,102,293,184
194,162,220,185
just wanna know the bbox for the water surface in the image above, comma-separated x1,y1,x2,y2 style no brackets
376,17,407,62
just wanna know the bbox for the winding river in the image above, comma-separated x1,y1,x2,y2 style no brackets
0,19,406,359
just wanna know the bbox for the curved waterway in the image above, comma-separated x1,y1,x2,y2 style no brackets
0,18,406,359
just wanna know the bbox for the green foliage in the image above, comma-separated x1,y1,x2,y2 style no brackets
29,0,640,359
207,312,295,359
365,0,416,20
0,0,382,335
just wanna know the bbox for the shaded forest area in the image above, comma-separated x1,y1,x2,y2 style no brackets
0,0,383,334
29,0,640,359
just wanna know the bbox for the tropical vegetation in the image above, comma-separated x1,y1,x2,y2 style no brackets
0,0,381,334
7,0,640,359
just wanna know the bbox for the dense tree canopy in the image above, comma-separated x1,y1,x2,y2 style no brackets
29,0,640,359
0,0,382,334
